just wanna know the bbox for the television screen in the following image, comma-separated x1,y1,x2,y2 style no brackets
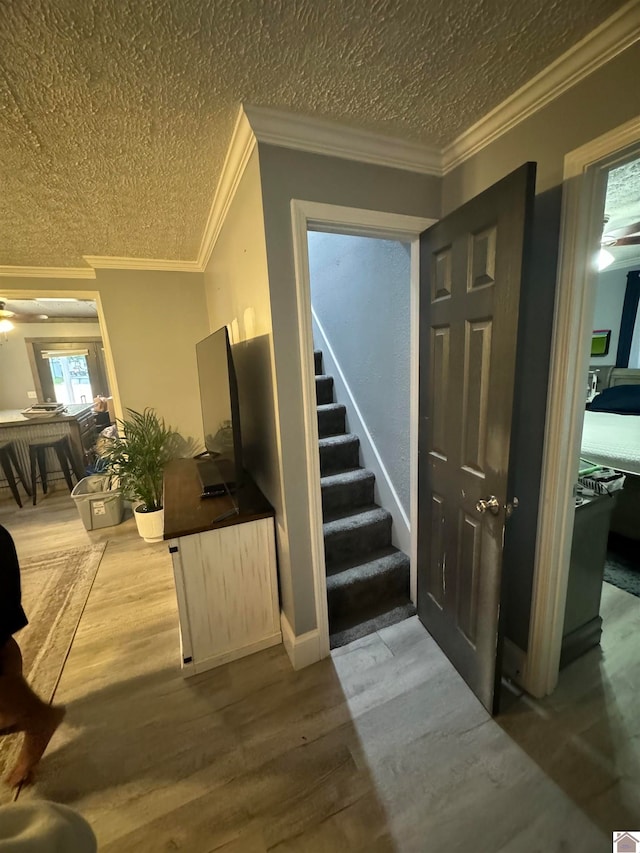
196,326,243,494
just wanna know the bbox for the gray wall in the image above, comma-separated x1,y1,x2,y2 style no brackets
308,232,411,513
259,144,441,634
592,263,640,366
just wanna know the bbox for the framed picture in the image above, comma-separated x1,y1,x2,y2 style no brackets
591,329,611,357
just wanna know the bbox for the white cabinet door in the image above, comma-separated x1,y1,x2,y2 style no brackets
173,517,281,673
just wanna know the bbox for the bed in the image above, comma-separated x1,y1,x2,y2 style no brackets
581,410,640,476
581,369,640,540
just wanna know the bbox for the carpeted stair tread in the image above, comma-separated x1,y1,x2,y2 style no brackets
318,433,358,450
330,602,417,649
321,467,372,487
326,548,410,625
325,544,407,579
314,350,323,375
323,504,391,533
321,467,374,514
315,375,334,405
323,506,392,565
319,433,360,475
317,402,345,415
317,402,347,438
327,548,409,591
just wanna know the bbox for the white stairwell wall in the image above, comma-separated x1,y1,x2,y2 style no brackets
308,232,411,556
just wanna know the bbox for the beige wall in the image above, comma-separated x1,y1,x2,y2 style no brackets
203,150,290,612
258,145,442,634
0,321,101,409
0,270,208,443
443,42,640,210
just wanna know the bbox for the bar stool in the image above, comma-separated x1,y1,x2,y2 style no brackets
29,436,82,506
0,440,32,508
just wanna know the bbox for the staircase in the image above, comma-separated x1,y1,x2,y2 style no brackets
315,349,415,648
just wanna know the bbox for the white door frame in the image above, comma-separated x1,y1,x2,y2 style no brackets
525,115,640,698
290,200,436,657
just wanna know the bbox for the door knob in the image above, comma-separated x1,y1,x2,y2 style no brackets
476,495,500,515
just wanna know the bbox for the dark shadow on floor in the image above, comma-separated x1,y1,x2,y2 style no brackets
498,641,640,835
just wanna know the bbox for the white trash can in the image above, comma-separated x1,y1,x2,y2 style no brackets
71,475,124,531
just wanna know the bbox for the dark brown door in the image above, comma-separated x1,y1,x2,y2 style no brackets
417,163,536,714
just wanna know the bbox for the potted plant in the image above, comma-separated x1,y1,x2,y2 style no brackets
99,407,181,542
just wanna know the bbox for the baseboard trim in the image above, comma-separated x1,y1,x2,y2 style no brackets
281,611,323,670
502,638,528,688
559,617,602,670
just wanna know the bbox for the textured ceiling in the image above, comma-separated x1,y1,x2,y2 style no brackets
0,297,98,319
0,0,628,267
603,157,640,265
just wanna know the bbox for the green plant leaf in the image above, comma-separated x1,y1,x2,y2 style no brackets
97,408,182,511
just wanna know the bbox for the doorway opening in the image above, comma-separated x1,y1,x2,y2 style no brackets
561,155,640,672
290,201,435,659
527,116,640,698
0,292,117,508
307,230,415,648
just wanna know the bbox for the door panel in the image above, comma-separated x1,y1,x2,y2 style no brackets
417,162,536,714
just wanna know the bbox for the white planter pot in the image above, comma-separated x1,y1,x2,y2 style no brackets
134,506,164,543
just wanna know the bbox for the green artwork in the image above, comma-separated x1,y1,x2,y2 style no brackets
591,329,610,357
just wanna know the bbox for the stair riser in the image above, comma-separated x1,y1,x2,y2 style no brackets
315,376,334,405
319,440,360,475
324,516,391,565
322,477,374,516
327,569,410,624
317,406,346,438
314,351,323,375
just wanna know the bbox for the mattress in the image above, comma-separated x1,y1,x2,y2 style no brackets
581,410,640,476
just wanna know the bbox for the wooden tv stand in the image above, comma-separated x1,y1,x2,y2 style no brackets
163,458,281,676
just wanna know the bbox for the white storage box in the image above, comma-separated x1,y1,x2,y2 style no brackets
71,475,123,531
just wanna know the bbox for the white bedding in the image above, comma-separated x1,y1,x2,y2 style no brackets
581,410,640,476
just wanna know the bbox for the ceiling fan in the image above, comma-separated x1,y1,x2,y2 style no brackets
601,218,640,248
598,216,640,270
0,300,48,328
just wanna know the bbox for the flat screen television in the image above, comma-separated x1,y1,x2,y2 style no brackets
195,326,244,498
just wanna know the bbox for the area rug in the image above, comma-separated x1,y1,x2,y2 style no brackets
604,534,640,598
0,544,106,790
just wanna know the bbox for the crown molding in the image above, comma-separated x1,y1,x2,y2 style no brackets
0,265,96,279
244,104,443,177
442,0,640,174
83,256,201,272
196,107,257,271
604,254,640,272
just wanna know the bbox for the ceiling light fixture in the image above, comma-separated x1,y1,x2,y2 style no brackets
598,248,615,270
0,318,14,341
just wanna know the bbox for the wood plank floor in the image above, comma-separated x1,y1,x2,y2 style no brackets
1,487,636,851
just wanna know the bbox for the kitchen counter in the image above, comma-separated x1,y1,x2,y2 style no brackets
0,404,93,426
